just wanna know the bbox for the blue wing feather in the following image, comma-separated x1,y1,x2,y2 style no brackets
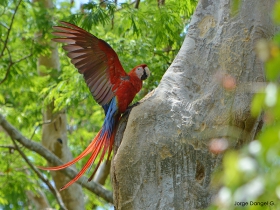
101,97,118,137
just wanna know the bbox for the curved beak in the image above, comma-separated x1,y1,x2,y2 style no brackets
141,67,150,80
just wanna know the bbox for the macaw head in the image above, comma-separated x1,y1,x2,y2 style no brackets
134,64,150,80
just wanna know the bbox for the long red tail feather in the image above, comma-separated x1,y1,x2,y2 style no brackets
60,132,107,190
38,129,116,190
37,130,102,171
88,128,116,181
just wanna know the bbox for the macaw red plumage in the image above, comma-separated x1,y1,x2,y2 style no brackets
38,21,150,190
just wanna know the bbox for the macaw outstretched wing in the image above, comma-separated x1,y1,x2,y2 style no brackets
52,21,127,106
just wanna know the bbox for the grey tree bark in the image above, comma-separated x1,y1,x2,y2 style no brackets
112,0,276,209
26,190,50,209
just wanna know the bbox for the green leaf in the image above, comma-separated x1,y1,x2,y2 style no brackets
0,196,8,205
265,54,280,80
273,1,280,24
258,123,280,155
223,151,240,187
0,94,5,104
251,92,265,117
231,0,241,16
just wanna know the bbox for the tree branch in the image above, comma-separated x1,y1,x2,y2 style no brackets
11,138,67,210
0,45,33,85
0,62,13,85
0,144,15,154
0,0,22,58
0,145,15,150
135,0,140,8
0,113,113,203
14,53,33,64
0,43,12,85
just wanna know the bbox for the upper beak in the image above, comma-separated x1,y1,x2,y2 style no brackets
141,67,150,80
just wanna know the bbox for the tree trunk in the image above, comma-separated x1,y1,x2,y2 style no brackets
112,0,276,209
26,190,50,209
36,0,85,209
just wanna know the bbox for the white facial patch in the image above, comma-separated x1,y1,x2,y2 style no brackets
135,66,150,80
136,67,144,79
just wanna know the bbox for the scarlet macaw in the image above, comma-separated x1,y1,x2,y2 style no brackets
39,21,150,190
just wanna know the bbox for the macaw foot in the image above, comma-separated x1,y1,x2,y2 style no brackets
123,102,140,116
114,102,141,150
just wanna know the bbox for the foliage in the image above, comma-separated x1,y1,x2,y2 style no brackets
209,1,280,210
0,0,197,209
